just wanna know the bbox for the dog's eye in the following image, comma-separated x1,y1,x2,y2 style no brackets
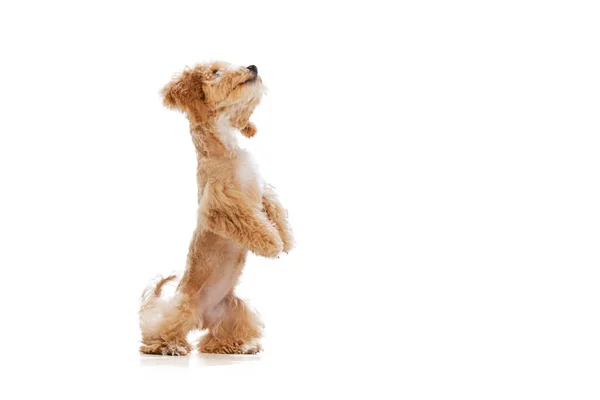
212,69,222,77
212,70,218,74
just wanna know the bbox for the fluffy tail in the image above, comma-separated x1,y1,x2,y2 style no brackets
140,274,177,311
139,275,179,335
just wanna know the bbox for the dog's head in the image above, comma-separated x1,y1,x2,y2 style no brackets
161,62,264,137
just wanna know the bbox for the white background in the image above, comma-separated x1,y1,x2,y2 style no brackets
0,1,598,398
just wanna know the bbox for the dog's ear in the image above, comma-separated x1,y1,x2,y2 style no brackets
161,80,181,109
161,70,205,110
161,75,184,110
161,70,211,123
162,71,192,110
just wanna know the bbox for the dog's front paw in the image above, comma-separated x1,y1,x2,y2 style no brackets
282,235,295,254
277,225,294,254
252,238,283,258
140,340,191,356
250,226,284,258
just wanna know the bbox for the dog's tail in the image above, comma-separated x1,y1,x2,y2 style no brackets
140,274,177,309
139,274,180,335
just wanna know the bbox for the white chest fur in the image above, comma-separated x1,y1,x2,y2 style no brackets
215,115,264,196
216,114,239,150
236,150,264,196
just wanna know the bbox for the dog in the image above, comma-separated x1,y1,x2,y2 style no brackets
139,62,294,355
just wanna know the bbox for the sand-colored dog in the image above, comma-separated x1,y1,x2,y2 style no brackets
139,62,293,355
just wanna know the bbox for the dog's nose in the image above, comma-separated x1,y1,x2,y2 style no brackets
247,65,258,74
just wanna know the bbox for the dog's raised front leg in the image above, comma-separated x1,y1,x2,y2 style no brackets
261,184,294,253
200,186,283,258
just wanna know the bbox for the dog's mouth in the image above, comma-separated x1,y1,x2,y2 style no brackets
242,75,258,85
234,75,258,90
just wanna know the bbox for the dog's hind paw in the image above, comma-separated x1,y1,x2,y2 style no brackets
199,336,262,354
140,341,191,356
239,338,262,354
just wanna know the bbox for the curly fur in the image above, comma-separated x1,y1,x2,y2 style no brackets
139,62,294,355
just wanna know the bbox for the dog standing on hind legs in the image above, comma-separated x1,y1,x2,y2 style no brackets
139,62,294,355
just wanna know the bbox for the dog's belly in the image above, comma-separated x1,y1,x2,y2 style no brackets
191,233,246,318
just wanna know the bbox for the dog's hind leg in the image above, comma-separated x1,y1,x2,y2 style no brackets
198,293,263,354
139,291,198,356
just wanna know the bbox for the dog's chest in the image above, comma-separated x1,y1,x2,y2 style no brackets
236,150,264,195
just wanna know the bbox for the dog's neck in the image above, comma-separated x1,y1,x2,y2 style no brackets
214,114,239,150
189,114,240,159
